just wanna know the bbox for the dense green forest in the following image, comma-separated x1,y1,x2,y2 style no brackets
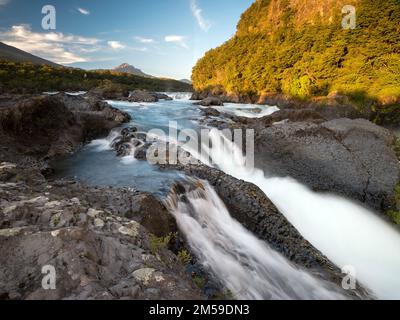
0,60,192,93
192,0,400,106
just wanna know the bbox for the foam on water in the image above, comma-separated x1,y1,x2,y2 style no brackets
217,103,280,118
191,129,400,300
166,180,345,300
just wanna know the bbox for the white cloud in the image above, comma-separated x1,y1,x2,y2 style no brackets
77,7,90,15
107,41,126,50
189,0,211,32
0,25,100,64
135,36,155,44
0,0,9,6
165,35,188,49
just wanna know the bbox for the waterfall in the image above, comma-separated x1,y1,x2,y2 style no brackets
166,179,345,300
163,92,193,100
188,129,400,300
90,129,121,152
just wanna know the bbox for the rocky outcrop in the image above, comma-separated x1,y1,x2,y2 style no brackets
193,97,224,107
126,90,172,103
253,118,400,212
201,108,221,117
0,163,203,300
0,93,130,169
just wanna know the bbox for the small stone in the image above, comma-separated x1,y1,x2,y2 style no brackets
132,268,156,285
94,218,105,228
87,208,102,218
118,222,140,238
51,230,61,237
155,274,165,283
70,198,81,205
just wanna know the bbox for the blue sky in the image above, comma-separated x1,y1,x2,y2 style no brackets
0,0,254,79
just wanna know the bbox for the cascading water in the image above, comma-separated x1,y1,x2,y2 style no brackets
56,98,400,300
90,128,121,152
166,180,345,300
190,129,400,300
219,103,280,119
163,92,193,100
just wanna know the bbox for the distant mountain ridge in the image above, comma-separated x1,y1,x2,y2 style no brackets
179,79,192,85
112,63,154,78
0,42,61,67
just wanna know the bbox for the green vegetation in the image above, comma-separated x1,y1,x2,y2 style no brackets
149,232,177,254
387,185,400,225
192,0,400,109
177,249,192,264
394,137,400,160
0,60,192,93
192,276,206,290
388,210,400,225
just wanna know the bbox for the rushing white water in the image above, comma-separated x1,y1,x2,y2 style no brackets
43,91,87,96
192,129,400,300
90,129,120,152
166,180,345,300
218,103,280,118
164,92,193,100
65,91,87,96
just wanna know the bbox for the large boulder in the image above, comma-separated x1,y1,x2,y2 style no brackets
194,97,224,107
126,91,173,103
201,107,221,117
0,94,130,162
254,118,400,212
127,90,158,103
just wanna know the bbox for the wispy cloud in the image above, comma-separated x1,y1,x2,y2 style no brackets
0,25,100,64
135,36,156,44
0,0,9,6
107,41,126,50
77,7,90,15
189,0,211,32
165,35,188,49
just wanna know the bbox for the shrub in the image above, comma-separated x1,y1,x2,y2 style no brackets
177,249,192,264
149,232,176,254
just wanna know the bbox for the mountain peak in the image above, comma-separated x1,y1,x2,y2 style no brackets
113,63,153,78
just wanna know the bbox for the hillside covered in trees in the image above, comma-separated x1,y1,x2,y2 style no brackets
192,0,400,107
0,60,192,93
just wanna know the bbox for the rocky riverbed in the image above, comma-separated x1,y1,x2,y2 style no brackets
0,91,399,300
0,93,203,300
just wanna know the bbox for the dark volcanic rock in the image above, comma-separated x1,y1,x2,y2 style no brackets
154,93,173,101
194,97,224,107
0,164,203,300
128,90,158,102
0,93,130,167
123,91,172,103
126,90,157,103
201,107,221,117
254,118,400,212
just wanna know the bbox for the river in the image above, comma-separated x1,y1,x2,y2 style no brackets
54,94,400,300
